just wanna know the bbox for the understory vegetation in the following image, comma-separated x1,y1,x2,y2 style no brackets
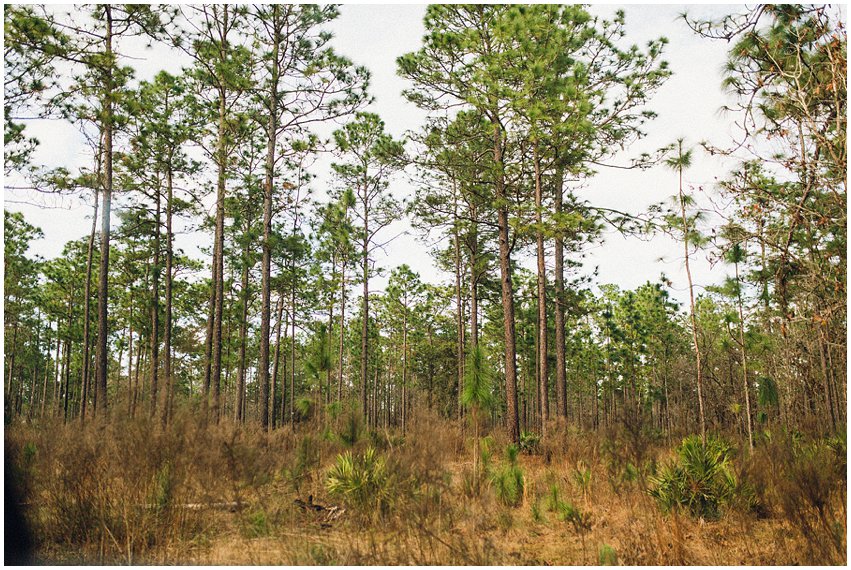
6,407,846,565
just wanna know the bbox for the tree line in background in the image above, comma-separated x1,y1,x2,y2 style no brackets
4,5,846,445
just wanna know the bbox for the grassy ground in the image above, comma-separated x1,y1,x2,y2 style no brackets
5,407,847,565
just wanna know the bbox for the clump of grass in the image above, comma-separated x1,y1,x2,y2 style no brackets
573,460,592,502
776,438,846,562
326,446,394,516
649,435,737,520
599,543,618,565
243,509,270,538
489,444,525,507
545,483,592,560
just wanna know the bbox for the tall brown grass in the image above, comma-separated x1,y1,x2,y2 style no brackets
5,403,846,565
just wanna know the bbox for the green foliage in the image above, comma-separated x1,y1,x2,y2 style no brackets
489,444,524,507
244,509,270,538
337,410,363,447
283,435,319,492
545,483,591,534
598,544,618,565
519,431,541,454
757,376,779,409
480,435,495,473
326,447,393,515
649,435,738,519
150,461,174,512
294,396,314,420
461,345,494,413
572,461,592,500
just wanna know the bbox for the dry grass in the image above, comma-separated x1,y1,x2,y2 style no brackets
5,405,846,565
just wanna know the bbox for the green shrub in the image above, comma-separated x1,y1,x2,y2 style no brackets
326,447,393,515
573,460,592,500
519,431,541,454
598,544,618,565
150,461,175,512
546,484,591,534
489,444,524,507
295,396,314,420
284,435,319,492
244,509,270,538
337,411,363,447
649,435,737,520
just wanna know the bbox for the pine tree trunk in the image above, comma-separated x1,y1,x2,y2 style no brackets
210,81,227,422
338,261,347,402
271,294,284,428
553,166,567,418
679,166,706,441
63,297,73,423
533,142,548,437
150,179,161,419
493,121,520,445
735,260,754,450
290,286,297,426
361,209,370,422
81,187,99,421
402,302,408,434
454,220,465,421
94,5,113,414
236,224,251,424
162,167,175,426
258,6,279,431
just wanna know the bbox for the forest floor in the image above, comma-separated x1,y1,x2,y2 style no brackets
6,407,847,565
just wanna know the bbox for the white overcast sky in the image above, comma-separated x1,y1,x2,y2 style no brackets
5,3,763,309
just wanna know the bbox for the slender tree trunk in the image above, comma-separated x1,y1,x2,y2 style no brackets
338,261,347,402
280,305,289,428
127,310,134,416
360,214,369,422
50,326,61,417
469,202,479,348
290,286,296,426
271,294,284,429
28,321,41,420
553,166,567,419
94,5,114,414
203,254,216,400
208,5,232,423
162,167,175,426
402,303,408,434
533,142,549,437
258,6,280,431
678,160,706,442
327,281,334,410
40,323,53,419
7,321,19,405
81,187,99,422
735,259,754,450
210,82,227,422
150,179,161,419
236,228,251,424
63,298,72,423
493,121,520,444
454,221,465,421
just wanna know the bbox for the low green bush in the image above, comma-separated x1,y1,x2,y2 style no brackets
649,435,738,520
326,447,394,515
489,444,524,507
